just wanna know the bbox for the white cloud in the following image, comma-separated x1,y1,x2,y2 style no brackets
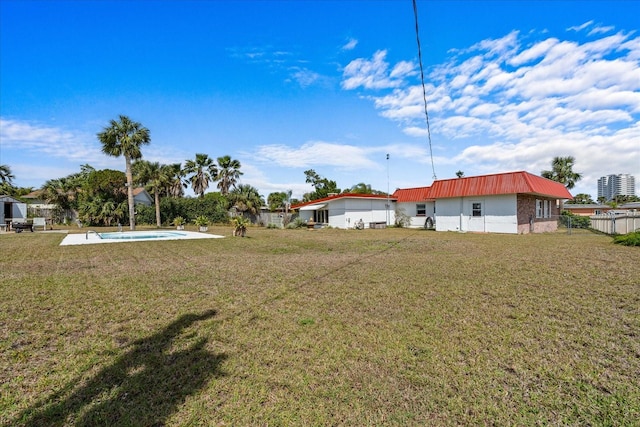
472,30,520,60
588,25,615,36
0,118,103,163
228,45,293,64
290,68,322,87
229,162,310,199
253,141,378,169
509,38,560,66
390,60,416,78
567,21,594,32
342,50,410,90
341,27,640,196
341,38,358,51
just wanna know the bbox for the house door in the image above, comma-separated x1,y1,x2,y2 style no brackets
468,201,485,232
4,203,12,220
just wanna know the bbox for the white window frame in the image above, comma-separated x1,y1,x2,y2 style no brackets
416,203,426,216
471,202,482,217
536,199,551,219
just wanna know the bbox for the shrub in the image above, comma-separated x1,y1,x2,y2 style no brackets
395,208,410,228
134,204,155,225
194,215,210,227
287,218,306,229
560,211,591,229
613,231,640,247
171,216,185,227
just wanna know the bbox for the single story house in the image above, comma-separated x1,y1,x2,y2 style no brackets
392,186,435,228
562,204,613,216
292,193,396,229
22,190,59,217
429,171,573,234
291,171,573,234
133,188,153,206
0,195,28,229
620,201,640,211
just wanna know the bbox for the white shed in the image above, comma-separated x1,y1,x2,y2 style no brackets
1,195,28,228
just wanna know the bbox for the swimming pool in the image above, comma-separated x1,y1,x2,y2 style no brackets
100,231,187,240
60,230,224,246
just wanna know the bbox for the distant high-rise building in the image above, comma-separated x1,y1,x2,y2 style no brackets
597,174,636,201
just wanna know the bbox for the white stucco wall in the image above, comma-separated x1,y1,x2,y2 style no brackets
435,195,518,233
298,198,395,229
329,198,394,229
396,201,436,228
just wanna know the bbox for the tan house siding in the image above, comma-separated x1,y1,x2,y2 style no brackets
563,205,612,216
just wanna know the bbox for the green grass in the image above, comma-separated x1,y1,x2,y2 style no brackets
1,226,639,426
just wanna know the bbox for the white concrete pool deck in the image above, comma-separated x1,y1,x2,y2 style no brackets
60,230,224,246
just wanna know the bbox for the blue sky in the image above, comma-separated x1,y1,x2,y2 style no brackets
1,0,639,200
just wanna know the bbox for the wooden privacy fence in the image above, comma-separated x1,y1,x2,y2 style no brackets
590,212,640,235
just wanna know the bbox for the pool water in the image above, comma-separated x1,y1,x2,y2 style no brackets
60,230,224,246
99,231,186,240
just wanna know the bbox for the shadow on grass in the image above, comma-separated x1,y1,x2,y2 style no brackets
13,310,226,427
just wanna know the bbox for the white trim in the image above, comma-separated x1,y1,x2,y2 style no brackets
299,203,327,211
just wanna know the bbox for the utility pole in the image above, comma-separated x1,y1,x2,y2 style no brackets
386,153,390,226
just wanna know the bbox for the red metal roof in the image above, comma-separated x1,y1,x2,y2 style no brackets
428,171,573,199
392,186,433,202
291,193,395,210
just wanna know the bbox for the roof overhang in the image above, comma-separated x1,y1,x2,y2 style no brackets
299,203,327,211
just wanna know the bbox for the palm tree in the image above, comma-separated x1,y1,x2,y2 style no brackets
134,160,171,227
42,176,81,212
183,153,216,198
215,155,243,195
541,156,582,190
79,196,104,226
97,115,151,230
0,164,15,184
348,182,373,194
229,184,264,218
165,163,186,198
100,200,117,226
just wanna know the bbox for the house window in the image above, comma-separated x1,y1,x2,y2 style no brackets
416,203,426,216
472,202,482,217
536,199,551,218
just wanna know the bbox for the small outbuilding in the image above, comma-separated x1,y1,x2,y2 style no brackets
0,195,28,230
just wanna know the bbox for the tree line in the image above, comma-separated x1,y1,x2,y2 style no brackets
1,116,389,228
1,115,265,229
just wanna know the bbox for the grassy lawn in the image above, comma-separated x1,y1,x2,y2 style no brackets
1,226,638,426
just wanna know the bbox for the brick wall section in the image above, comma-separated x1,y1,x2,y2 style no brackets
517,194,561,234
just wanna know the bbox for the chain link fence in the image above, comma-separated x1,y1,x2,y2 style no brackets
557,211,640,235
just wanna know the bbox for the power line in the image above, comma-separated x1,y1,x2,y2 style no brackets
412,0,437,180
